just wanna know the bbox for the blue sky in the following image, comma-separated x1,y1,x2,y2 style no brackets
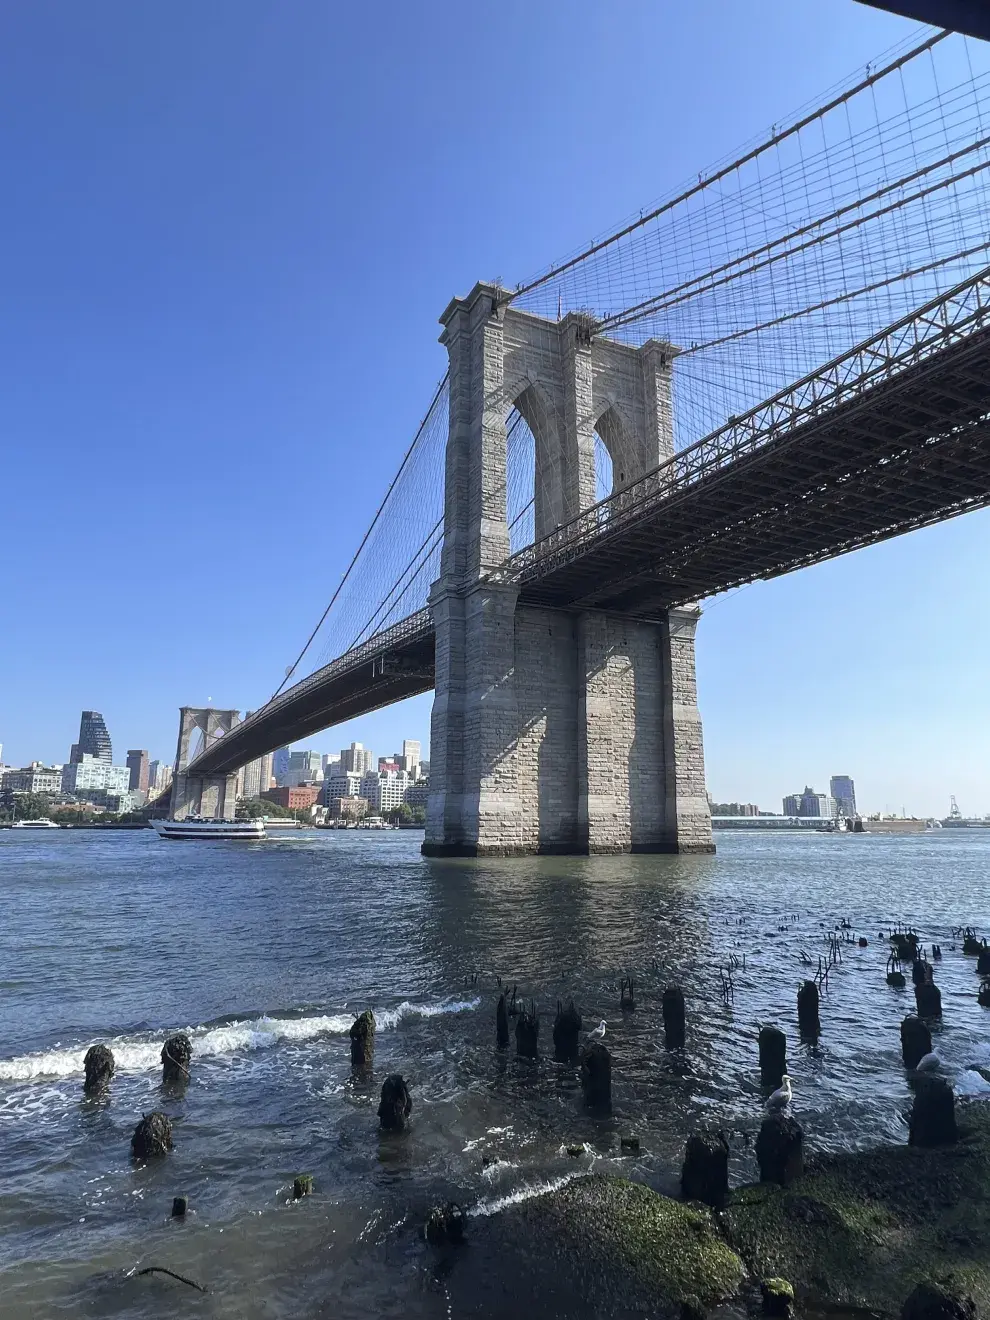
1,1,987,817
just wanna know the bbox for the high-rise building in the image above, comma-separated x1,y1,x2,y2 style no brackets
273,747,291,787
126,750,150,793
402,739,422,778
340,741,373,775
323,769,363,809
70,711,112,765
830,775,857,818
148,760,173,793
241,751,275,800
783,786,834,818
62,755,130,799
360,768,409,814
287,749,323,786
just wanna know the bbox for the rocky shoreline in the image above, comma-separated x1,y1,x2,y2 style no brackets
438,1104,990,1319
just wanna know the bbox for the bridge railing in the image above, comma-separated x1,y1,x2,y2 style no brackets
493,264,990,584
185,607,434,772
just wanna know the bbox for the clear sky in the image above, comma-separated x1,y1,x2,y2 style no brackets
2,1,987,818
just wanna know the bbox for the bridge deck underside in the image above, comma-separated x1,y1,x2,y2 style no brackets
518,326,990,615
188,325,990,781
189,628,435,776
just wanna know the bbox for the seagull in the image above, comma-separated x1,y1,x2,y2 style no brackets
916,1052,941,1072
766,1075,793,1110
587,1020,607,1041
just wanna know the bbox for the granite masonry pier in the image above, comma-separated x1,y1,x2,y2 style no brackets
424,282,712,857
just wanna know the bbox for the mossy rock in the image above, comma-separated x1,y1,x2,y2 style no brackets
508,1176,743,1309
721,1106,990,1313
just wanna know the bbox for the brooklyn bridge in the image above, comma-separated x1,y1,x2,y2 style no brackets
170,29,990,856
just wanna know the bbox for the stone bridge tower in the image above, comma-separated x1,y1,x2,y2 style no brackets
169,706,241,821
424,282,713,856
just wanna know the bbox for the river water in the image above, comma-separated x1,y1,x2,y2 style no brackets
1,827,988,1317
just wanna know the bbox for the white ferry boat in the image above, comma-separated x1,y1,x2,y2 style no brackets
152,817,267,841
11,819,60,829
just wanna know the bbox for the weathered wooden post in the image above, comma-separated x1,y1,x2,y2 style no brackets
915,980,942,1018
552,1000,582,1062
515,1004,539,1059
797,981,821,1036
349,1010,375,1067
83,1044,115,1095
131,1112,173,1159
378,1075,412,1131
909,1078,957,1147
580,1041,612,1111
161,1034,192,1084
900,1015,932,1069
758,1026,787,1087
663,985,686,1050
756,1114,803,1185
681,1132,729,1207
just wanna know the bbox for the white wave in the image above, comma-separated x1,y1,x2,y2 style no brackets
469,1173,580,1218
0,996,482,1084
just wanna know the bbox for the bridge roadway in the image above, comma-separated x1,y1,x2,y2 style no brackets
189,273,990,779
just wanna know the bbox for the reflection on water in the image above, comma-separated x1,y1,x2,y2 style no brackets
0,828,988,1317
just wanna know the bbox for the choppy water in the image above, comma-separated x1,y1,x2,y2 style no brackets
1,827,989,1317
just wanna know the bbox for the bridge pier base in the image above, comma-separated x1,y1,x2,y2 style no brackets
168,707,241,821
423,591,712,857
423,279,713,858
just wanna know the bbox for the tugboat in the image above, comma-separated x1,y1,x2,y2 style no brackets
152,816,266,840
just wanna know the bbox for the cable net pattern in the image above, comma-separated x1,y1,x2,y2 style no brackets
514,28,990,455
284,26,990,689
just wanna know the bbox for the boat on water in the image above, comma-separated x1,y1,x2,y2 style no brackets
153,817,267,841
11,819,60,829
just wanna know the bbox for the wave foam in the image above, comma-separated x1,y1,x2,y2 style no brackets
0,997,481,1083
469,1173,579,1218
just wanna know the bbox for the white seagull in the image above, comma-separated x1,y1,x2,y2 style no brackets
587,1020,607,1042
766,1075,793,1110
916,1052,942,1072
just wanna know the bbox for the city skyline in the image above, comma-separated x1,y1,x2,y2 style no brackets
0,4,987,817
1,703,982,820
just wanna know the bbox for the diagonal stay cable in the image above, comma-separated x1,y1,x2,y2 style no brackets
602,152,990,334
600,136,990,332
348,414,530,648
678,240,990,356
270,372,449,701
511,31,949,301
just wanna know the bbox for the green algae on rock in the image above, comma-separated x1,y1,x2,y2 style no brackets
720,1105,990,1315
500,1175,744,1310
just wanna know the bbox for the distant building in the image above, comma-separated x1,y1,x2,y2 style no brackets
126,750,149,793
240,751,274,800
261,785,321,813
404,780,429,808
286,749,323,786
711,802,760,816
360,768,408,814
419,760,430,779
340,741,373,775
103,789,146,814
273,747,291,786
2,762,65,796
400,739,422,778
62,755,130,800
148,760,173,793
70,711,112,764
323,769,363,809
335,795,368,820
830,775,857,817
783,786,835,818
